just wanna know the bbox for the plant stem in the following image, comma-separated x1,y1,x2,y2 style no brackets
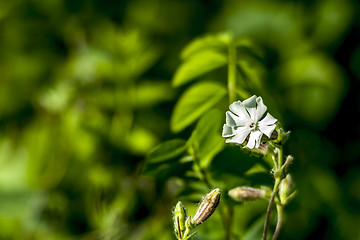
228,39,237,104
262,177,281,240
272,204,283,240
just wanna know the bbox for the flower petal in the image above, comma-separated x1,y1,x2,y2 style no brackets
226,111,237,126
258,113,277,137
259,113,277,126
258,124,276,138
222,124,234,137
227,111,250,126
242,95,257,108
246,131,262,149
254,97,267,122
225,126,250,144
242,95,257,121
229,101,250,120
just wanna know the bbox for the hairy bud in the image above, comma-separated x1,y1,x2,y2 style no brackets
192,188,220,226
279,174,293,204
174,201,187,239
228,187,267,202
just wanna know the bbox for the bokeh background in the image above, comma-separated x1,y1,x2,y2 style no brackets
1,0,360,239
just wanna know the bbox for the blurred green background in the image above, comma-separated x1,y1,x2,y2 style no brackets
1,0,360,239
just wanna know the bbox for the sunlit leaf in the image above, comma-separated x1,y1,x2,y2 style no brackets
188,109,224,168
171,82,227,132
173,50,228,87
133,80,176,108
180,33,229,59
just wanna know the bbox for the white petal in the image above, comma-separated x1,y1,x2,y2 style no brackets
242,95,257,121
258,124,276,138
225,126,250,144
229,101,250,120
242,95,257,108
259,113,277,126
246,131,262,149
227,111,250,126
258,113,277,137
254,97,267,122
226,111,237,126
222,124,234,137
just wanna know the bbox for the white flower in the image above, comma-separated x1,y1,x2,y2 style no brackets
222,95,278,149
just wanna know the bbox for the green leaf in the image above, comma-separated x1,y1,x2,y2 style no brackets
133,80,175,108
145,139,187,164
188,109,225,168
180,33,229,60
171,82,227,133
183,231,197,240
142,139,192,179
142,158,192,179
173,50,228,87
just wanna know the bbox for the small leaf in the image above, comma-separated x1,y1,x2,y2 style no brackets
142,139,191,179
171,82,227,133
181,33,229,59
142,160,192,179
173,50,227,87
188,109,224,168
183,231,197,240
133,80,175,108
145,139,187,164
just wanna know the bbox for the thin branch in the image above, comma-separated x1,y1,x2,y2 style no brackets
272,204,283,240
228,39,237,104
262,178,281,240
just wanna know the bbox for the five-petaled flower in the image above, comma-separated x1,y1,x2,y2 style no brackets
222,95,277,149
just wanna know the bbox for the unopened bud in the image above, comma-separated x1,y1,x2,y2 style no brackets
174,201,187,239
192,188,220,226
279,174,293,204
284,155,293,174
228,187,267,202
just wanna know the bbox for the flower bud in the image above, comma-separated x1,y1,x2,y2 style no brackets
284,155,293,174
279,174,293,204
174,201,187,239
192,188,220,226
228,187,267,202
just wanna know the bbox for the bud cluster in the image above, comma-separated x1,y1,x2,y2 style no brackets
173,189,221,240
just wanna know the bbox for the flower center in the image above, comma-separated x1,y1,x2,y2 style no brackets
249,122,257,130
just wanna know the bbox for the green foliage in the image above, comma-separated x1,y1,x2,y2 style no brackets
188,110,224,168
171,82,227,132
142,139,192,179
173,50,228,86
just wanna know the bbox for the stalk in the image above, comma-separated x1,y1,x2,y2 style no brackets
228,39,237,104
262,177,281,240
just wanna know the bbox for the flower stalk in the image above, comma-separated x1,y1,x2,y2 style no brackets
228,38,237,104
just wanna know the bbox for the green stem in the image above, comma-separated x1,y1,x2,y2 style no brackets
262,177,281,240
277,146,283,167
272,204,283,240
228,39,237,104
